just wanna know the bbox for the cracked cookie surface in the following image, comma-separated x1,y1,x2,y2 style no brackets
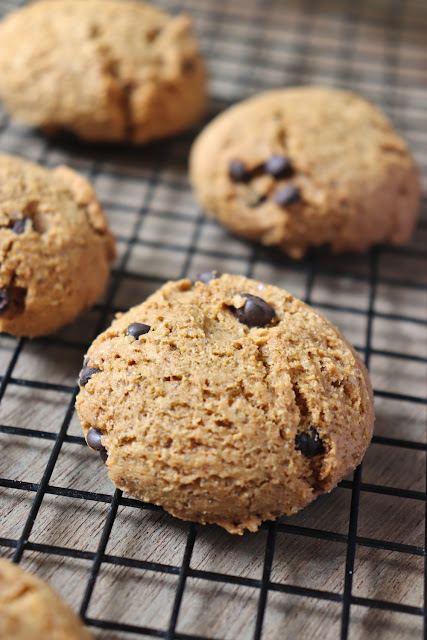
0,153,115,337
76,273,374,534
0,0,207,143
0,558,92,640
190,87,420,258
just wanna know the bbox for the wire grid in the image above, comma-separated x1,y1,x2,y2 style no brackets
0,0,426,638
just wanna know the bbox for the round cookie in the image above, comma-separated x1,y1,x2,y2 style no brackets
0,0,207,144
76,273,374,534
0,153,115,337
190,87,420,258
0,557,92,639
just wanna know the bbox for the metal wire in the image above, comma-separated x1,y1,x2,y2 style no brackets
0,0,426,638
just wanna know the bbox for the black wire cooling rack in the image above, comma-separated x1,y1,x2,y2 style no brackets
0,0,426,639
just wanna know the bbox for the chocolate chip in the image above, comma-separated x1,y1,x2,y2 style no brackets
80,366,100,386
264,155,292,179
127,322,151,339
87,427,103,451
274,184,301,207
229,159,250,183
295,427,325,458
183,59,195,74
12,218,28,234
197,270,221,284
86,427,108,463
233,293,276,327
246,191,267,208
0,289,10,314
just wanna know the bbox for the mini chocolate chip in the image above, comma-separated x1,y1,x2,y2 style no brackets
264,155,292,179
295,427,325,458
86,427,108,462
233,293,276,327
246,191,267,208
183,59,195,74
229,159,250,183
80,366,100,386
87,427,103,451
0,289,10,314
197,270,221,284
12,218,28,234
127,322,151,339
274,184,301,207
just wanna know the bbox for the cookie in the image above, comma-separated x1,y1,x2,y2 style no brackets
76,273,374,534
0,0,207,144
0,557,92,639
190,87,420,258
0,153,115,337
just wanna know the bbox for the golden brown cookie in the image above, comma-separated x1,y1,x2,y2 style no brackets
0,153,115,337
0,557,92,640
0,0,207,143
76,272,374,534
190,87,420,258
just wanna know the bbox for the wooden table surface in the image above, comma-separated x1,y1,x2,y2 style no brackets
0,1,426,639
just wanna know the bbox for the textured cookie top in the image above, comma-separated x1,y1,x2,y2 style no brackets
0,558,92,640
0,0,207,142
76,273,374,534
0,153,115,337
190,87,420,257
